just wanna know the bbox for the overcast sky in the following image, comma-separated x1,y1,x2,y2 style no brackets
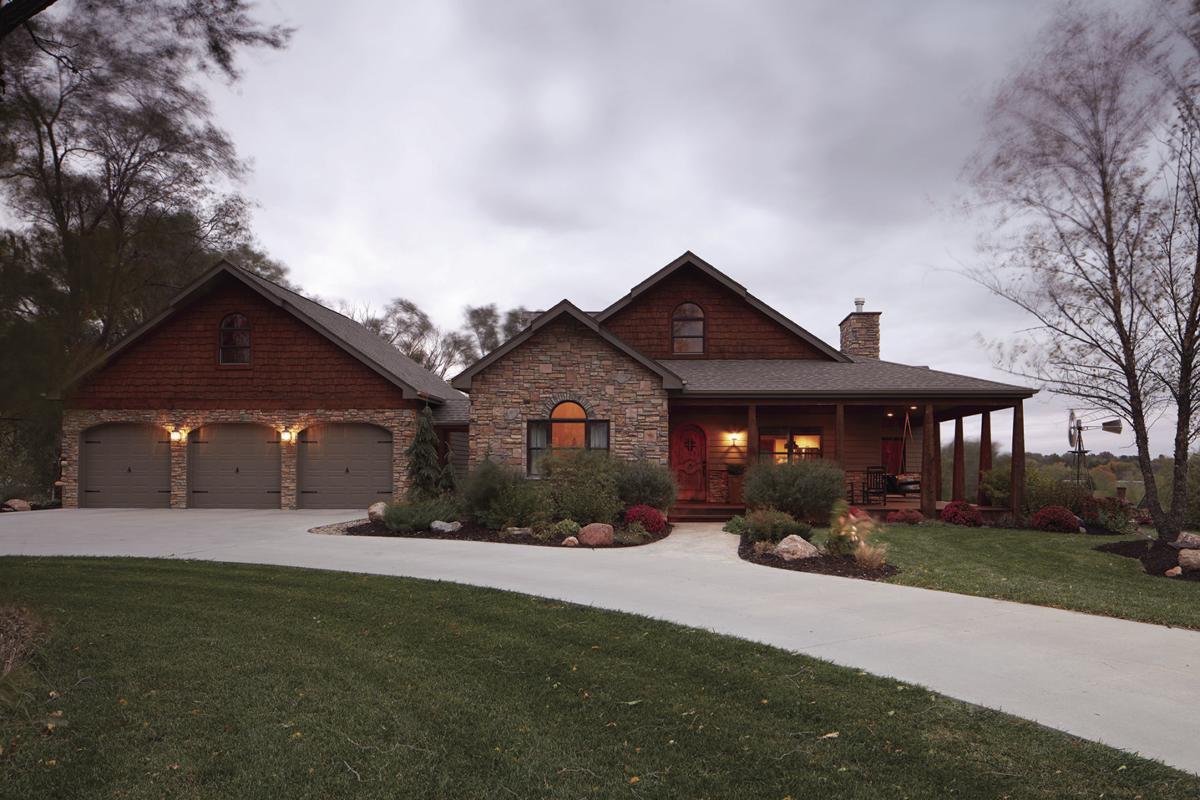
206,0,1167,457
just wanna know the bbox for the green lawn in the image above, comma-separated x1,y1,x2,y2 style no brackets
2,558,1198,799
847,523,1200,630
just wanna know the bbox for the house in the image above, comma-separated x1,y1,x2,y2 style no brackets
59,252,1035,518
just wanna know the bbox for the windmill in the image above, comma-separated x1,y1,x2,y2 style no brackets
1067,410,1123,485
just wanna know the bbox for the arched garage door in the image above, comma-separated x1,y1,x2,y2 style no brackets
80,423,171,508
188,424,281,508
297,423,393,509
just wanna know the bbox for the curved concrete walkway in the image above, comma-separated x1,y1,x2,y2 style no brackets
2,509,1198,774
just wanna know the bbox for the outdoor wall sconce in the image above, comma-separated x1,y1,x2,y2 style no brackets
168,429,184,443
729,432,742,445
279,429,295,444
886,411,895,417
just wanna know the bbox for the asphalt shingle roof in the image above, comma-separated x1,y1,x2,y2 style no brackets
237,268,456,401
430,393,471,425
658,358,1034,397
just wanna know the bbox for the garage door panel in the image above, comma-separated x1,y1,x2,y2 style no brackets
81,424,171,508
188,424,281,509
298,423,392,509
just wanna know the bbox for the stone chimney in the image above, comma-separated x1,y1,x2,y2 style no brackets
839,297,881,359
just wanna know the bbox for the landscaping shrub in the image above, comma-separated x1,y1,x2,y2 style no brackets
614,522,650,545
615,459,678,511
1,605,43,679
624,504,667,534
743,460,845,522
1080,496,1137,535
461,460,542,529
981,463,1091,514
939,501,983,527
740,509,812,543
825,500,876,556
382,496,461,533
722,515,747,536
1031,505,1082,533
552,519,581,538
885,509,924,525
405,406,444,500
853,541,889,570
540,450,623,525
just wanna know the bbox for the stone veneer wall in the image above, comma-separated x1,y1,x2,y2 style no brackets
62,408,416,509
467,316,669,469
838,311,882,359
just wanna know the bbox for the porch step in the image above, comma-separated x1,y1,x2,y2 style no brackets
669,503,745,523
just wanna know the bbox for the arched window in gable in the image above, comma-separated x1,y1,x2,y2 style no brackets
218,313,251,364
672,302,704,354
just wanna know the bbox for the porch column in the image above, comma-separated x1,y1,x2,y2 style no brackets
952,417,965,501
920,403,937,517
977,411,992,505
1010,400,1026,518
834,403,845,466
747,404,758,464
932,418,942,501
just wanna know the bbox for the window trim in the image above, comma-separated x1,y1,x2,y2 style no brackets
526,401,610,476
758,426,824,464
217,312,251,367
671,301,705,356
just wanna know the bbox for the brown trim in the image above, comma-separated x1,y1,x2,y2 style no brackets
952,417,965,501
977,411,992,506
450,300,684,391
920,403,937,517
1010,400,1026,518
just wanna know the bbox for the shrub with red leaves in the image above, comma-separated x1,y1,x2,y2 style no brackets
624,504,667,534
885,509,924,525
939,501,983,527
1031,505,1081,533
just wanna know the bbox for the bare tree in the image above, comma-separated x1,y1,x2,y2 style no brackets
968,8,1198,538
461,303,532,360
340,299,473,378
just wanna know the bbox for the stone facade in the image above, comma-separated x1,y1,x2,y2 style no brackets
838,302,881,359
467,316,669,470
62,407,416,509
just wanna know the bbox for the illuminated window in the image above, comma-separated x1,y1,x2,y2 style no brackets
526,401,609,475
672,302,704,354
758,428,823,463
218,313,250,364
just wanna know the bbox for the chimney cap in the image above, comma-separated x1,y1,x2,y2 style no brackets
854,297,866,312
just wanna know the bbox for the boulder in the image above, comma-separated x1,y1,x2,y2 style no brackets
505,527,532,537
775,535,819,561
431,520,461,533
367,502,387,525
562,536,579,547
578,523,614,547
1179,549,1200,573
1165,566,1183,578
1170,532,1200,550
1,499,31,512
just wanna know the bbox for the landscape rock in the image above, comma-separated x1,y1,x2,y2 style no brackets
578,523,614,547
431,520,461,533
775,535,819,561
367,502,387,524
562,536,579,547
1165,566,1183,578
1,499,31,512
505,527,532,537
1171,532,1200,550
1179,549,1200,573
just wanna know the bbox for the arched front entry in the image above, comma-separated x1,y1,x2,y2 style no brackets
671,424,707,502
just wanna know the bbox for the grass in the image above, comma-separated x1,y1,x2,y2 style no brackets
828,523,1200,630
1,558,1198,799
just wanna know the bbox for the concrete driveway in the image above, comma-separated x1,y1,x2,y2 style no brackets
2,509,1199,775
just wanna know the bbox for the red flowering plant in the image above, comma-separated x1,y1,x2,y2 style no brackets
1031,505,1082,533
885,509,924,525
623,504,667,534
939,501,983,527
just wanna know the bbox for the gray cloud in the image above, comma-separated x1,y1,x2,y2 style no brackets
206,0,1167,456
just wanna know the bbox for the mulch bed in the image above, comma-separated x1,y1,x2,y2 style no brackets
1093,538,1200,581
738,535,899,581
309,518,671,548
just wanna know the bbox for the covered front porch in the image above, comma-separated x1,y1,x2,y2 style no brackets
666,397,1027,521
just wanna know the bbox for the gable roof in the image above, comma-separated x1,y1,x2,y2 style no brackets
659,358,1035,399
63,260,456,402
595,251,851,362
450,300,684,391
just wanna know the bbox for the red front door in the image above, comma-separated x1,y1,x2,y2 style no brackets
671,424,707,501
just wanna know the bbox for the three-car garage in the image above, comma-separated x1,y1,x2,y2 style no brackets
78,421,394,509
